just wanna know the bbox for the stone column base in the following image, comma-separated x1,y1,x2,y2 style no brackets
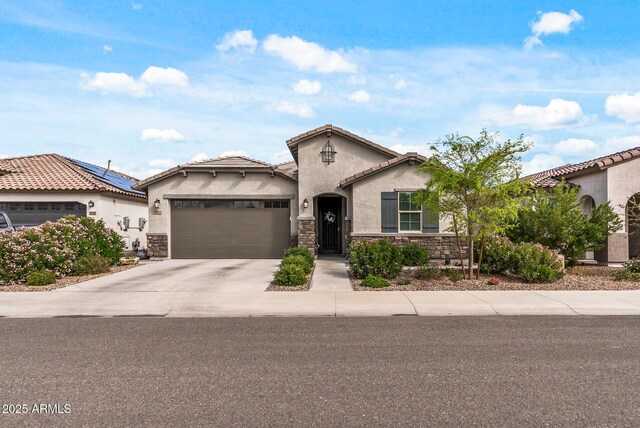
298,218,316,254
147,233,168,258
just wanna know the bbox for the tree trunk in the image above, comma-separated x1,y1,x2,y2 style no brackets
476,236,485,279
452,215,466,279
467,239,474,280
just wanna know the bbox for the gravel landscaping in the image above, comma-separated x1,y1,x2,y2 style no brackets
0,264,140,292
350,265,640,291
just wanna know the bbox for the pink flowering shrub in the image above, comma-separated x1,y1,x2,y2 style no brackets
0,216,124,284
482,235,563,283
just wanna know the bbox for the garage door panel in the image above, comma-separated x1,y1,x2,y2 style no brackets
171,202,290,259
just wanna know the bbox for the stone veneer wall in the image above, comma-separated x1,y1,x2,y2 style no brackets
298,218,316,254
147,233,168,258
344,219,352,249
351,234,467,260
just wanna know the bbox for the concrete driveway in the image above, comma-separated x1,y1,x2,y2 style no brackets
59,259,280,293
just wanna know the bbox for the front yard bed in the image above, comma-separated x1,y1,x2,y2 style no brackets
266,263,315,291
350,265,640,291
0,264,139,292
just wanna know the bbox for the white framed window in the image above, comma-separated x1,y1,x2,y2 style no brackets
398,192,421,231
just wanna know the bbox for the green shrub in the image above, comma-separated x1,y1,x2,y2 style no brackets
442,268,462,282
273,264,307,286
281,254,313,275
26,270,57,286
72,255,111,276
361,275,391,288
397,278,411,285
283,247,315,267
347,239,403,279
414,266,442,281
613,259,640,281
482,235,564,283
401,244,429,267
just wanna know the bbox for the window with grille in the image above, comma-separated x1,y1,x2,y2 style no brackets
398,192,421,231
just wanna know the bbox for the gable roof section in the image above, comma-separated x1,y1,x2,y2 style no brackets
0,154,145,198
286,124,400,163
340,153,428,188
134,155,297,190
527,146,640,188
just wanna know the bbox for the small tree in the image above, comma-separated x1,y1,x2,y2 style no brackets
508,184,623,266
417,130,531,279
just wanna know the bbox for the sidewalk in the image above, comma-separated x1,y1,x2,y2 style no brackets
2,289,640,318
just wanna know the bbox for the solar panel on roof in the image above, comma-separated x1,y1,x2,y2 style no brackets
70,159,146,196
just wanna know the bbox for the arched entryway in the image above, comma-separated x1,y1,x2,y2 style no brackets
627,193,640,259
314,193,347,255
580,195,596,262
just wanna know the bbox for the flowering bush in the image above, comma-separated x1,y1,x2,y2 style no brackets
482,235,564,283
487,277,501,285
0,216,124,284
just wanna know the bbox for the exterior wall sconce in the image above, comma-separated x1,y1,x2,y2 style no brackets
154,198,160,209
88,200,95,208
303,198,309,209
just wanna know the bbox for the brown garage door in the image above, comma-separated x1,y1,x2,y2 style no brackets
171,199,291,259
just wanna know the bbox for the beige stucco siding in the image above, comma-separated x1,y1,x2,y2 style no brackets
350,162,451,234
0,191,147,249
146,171,299,245
296,133,391,218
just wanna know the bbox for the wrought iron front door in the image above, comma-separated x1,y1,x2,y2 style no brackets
319,198,341,254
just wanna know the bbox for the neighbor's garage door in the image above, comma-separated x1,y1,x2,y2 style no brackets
171,199,291,259
0,202,86,227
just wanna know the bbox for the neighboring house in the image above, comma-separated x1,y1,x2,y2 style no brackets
528,147,640,264
0,154,148,249
135,125,460,259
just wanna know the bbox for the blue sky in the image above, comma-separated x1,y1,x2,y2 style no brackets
2,1,640,178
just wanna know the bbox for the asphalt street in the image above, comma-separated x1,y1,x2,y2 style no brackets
1,316,639,427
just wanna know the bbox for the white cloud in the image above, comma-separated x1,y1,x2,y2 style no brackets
140,128,185,142
389,144,431,156
522,153,565,175
490,98,587,130
140,66,189,87
605,135,640,152
148,158,175,168
525,10,583,49
293,79,321,95
389,127,404,137
348,89,371,103
102,44,112,53
605,92,640,123
81,66,188,96
216,30,258,53
80,72,147,97
394,79,407,90
192,153,209,162
263,34,357,73
219,150,247,157
553,138,598,156
273,101,315,118
269,149,294,164
132,2,143,10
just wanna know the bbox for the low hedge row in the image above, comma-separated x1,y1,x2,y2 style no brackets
0,216,124,284
347,241,430,279
273,247,315,286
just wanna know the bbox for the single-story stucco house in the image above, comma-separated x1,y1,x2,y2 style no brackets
528,146,640,264
135,125,461,259
0,154,148,249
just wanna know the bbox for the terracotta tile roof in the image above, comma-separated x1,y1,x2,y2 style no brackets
340,152,428,188
0,154,145,198
134,155,297,189
184,155,273,168
286,124,400,163
527,146,640,187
